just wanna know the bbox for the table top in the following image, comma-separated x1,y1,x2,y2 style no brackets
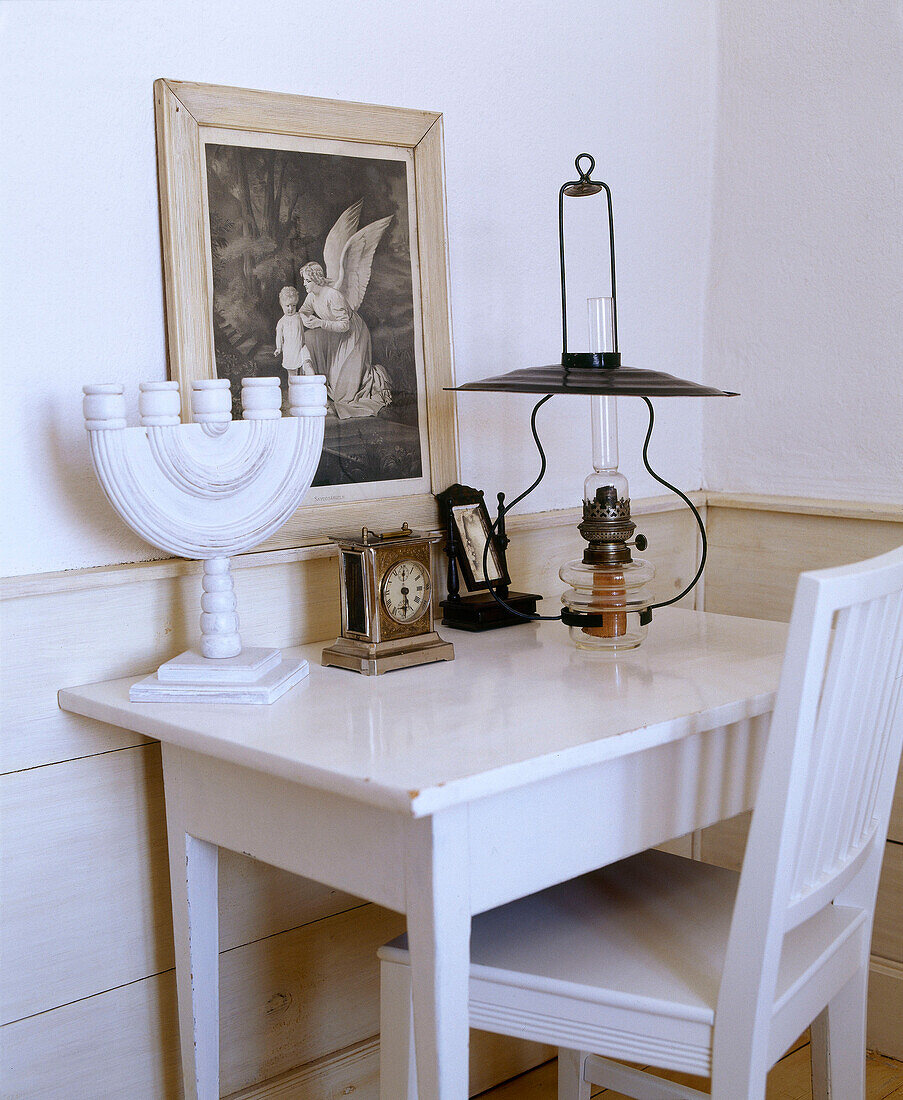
59,609,787,817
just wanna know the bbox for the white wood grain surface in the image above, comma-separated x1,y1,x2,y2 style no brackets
60,609,785,818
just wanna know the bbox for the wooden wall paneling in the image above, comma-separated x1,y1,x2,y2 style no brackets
1,737,546,1092
2,845,546,1098
3,840,542,1098
1,742,381,1024
1,580,170,772
890,777,903,844
218,903,403,1093
699,809,751,871
873,841,903,964
218,849,363,955
867,959,903,1059
229,905,550,1097
3,984,548,1100
221,909,548,1095
1,549,340,773
1,744,171,1024
704,505,903,622
1,710,152,779
226,1032,553,1100
639,504,706,608
2,971,182,1099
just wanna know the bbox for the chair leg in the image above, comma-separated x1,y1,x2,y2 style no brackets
379,958,419,1100
557,1048,591,1100
810,965,868,1099
710,1056,767,1099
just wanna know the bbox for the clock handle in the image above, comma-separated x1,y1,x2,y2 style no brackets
444,505,461,602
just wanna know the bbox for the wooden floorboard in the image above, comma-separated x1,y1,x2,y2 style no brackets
475,1045,903,1098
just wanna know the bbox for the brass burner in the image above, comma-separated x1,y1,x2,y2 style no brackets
578,486,636,565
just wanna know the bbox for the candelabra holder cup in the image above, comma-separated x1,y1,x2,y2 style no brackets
83,374,327,703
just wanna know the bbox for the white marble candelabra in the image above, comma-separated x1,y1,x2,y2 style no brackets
83,375,327,703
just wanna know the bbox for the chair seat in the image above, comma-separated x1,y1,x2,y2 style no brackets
380,849,863,1072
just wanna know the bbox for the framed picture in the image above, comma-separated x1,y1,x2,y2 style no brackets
154,80,457,545
436,484,510,593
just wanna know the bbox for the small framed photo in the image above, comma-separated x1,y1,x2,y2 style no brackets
438,485,510,593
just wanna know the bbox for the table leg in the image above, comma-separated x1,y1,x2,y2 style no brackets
162,746,220,1100
403,808,471,1099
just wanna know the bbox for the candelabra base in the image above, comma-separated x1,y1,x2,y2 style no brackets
129,647,309,704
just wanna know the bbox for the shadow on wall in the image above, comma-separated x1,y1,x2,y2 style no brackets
45,393,166,569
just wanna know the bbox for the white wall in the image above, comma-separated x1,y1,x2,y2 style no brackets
1,0,716,577
703,1,903,502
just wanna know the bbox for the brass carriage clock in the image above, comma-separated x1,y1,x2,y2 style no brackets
322,524,455,675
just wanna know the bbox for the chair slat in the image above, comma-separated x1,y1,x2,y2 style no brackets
854,593,903,842
792,603,861,897
791,589,903,906
827,594,897,871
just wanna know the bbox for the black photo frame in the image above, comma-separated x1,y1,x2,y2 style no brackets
436,483,541,631
437,484,510,593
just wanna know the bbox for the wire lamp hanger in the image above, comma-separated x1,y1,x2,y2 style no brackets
451,153,738,651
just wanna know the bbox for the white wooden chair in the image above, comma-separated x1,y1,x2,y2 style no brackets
378,546,903,1099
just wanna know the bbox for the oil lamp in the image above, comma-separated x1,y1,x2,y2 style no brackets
556,296,656,649
452,153,737,650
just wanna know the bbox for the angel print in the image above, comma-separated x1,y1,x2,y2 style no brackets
300,200,393,419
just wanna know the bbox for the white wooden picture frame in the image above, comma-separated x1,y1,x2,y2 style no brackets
154,79,458,545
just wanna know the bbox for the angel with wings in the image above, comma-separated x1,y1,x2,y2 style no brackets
299,199,393,419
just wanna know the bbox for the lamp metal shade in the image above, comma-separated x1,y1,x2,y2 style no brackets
451,363,738,398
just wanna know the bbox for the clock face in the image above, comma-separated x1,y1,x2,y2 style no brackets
381,559,430,625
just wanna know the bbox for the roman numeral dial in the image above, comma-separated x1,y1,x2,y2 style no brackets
381,559,430,625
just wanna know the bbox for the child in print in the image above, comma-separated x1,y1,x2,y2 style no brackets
274,286,313,375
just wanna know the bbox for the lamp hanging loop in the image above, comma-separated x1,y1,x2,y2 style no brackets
563,153,604,198
559,152,618,362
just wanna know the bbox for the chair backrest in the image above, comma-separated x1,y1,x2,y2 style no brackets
788,570,903,925
716,546,903,1065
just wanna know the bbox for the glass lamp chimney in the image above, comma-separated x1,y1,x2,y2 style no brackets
584,298,627,505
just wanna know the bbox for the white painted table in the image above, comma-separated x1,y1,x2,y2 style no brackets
59,608,787,1100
